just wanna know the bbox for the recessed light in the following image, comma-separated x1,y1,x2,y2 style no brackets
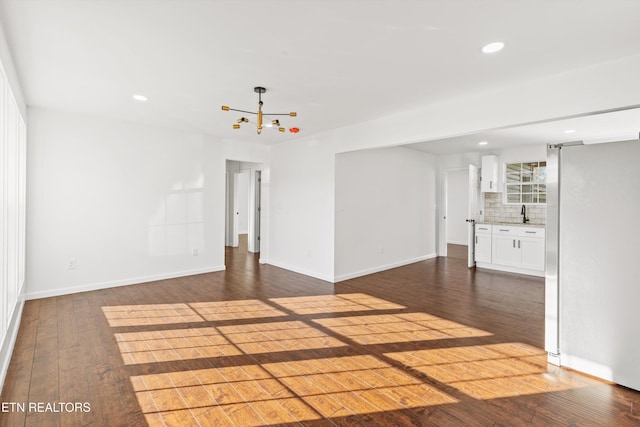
564,129,577,134
478,141,488,146
482,42,505,54
132,94,148,102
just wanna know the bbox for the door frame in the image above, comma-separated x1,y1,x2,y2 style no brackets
441,167,470,257
224,160,264,255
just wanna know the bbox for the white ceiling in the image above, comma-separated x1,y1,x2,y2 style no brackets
406,107,640,155
1,0,640,146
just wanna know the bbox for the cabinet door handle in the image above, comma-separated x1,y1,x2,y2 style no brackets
525,231,536,234
499,229,509,232
490,181,493,189
513,239,515,248
518,240,521,248
476,236,478,244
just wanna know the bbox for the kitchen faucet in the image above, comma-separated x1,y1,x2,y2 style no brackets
521,204,529,223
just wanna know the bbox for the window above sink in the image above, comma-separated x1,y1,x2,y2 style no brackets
504,161,547,204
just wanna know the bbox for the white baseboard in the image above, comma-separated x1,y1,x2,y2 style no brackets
0,296,25,391
334,253,437,282
547,352,561,366
25,266,226,300
475,262,544,277
561,353,614,383
265,259,334,283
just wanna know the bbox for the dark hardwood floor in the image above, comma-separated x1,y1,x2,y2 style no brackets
445,244,467,261
1,237,639,426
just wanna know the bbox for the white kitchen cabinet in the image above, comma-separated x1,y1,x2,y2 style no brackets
492,226,520,267
476,224,545,277
481,155,501,193
474,224,492,263
519,228,545,271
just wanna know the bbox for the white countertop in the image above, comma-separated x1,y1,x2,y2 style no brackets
479,222,545,228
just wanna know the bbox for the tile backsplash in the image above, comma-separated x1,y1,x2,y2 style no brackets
483,192,546,225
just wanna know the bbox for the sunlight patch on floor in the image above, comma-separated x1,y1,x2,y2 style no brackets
217,320,347,354
114,326,242,365
101,303,204,327
131,355,457,426
269,293,405,315
313,312,491,345
385,342,585,399
189,299,287,321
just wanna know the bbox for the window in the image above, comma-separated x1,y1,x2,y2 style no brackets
505,161,546,204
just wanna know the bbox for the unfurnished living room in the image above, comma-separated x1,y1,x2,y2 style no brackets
0,1,639,426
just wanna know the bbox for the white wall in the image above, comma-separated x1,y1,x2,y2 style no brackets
267,136,336,282
225,160,239,246
446,169,468,245
26,108,268,299
0,20,27,389
497,144,547,164
335,147,436,281
0,21,25,117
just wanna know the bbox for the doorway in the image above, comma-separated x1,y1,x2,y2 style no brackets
225,160,262,258
444,168,469,260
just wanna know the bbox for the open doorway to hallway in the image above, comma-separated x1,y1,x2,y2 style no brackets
225,160,263,263
444,168,469,261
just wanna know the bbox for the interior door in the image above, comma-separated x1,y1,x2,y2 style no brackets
254,170,261,252
467,164,481,267
232,172,240,247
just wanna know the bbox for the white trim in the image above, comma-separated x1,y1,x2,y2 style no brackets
265,259,334,283
475,262,544,277
561,353,614,383
446,240,468,246
334,254,437,282
547,352,561,366
0,296,24,390
25,266,226,300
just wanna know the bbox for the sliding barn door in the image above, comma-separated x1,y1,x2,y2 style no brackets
551,140,640,391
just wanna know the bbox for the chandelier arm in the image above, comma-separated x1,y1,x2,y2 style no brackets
263,113,296,116
226,108,258,115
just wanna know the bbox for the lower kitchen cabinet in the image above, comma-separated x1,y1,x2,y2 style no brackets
475,224,545,277
474,224,492,263
492,227,521,266
519,233,545,271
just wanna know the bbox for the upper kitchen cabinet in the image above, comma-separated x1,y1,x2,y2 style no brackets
481,155,502,192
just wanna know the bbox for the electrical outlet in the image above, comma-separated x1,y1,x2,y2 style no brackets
68,258,76,270
192,248,199,256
